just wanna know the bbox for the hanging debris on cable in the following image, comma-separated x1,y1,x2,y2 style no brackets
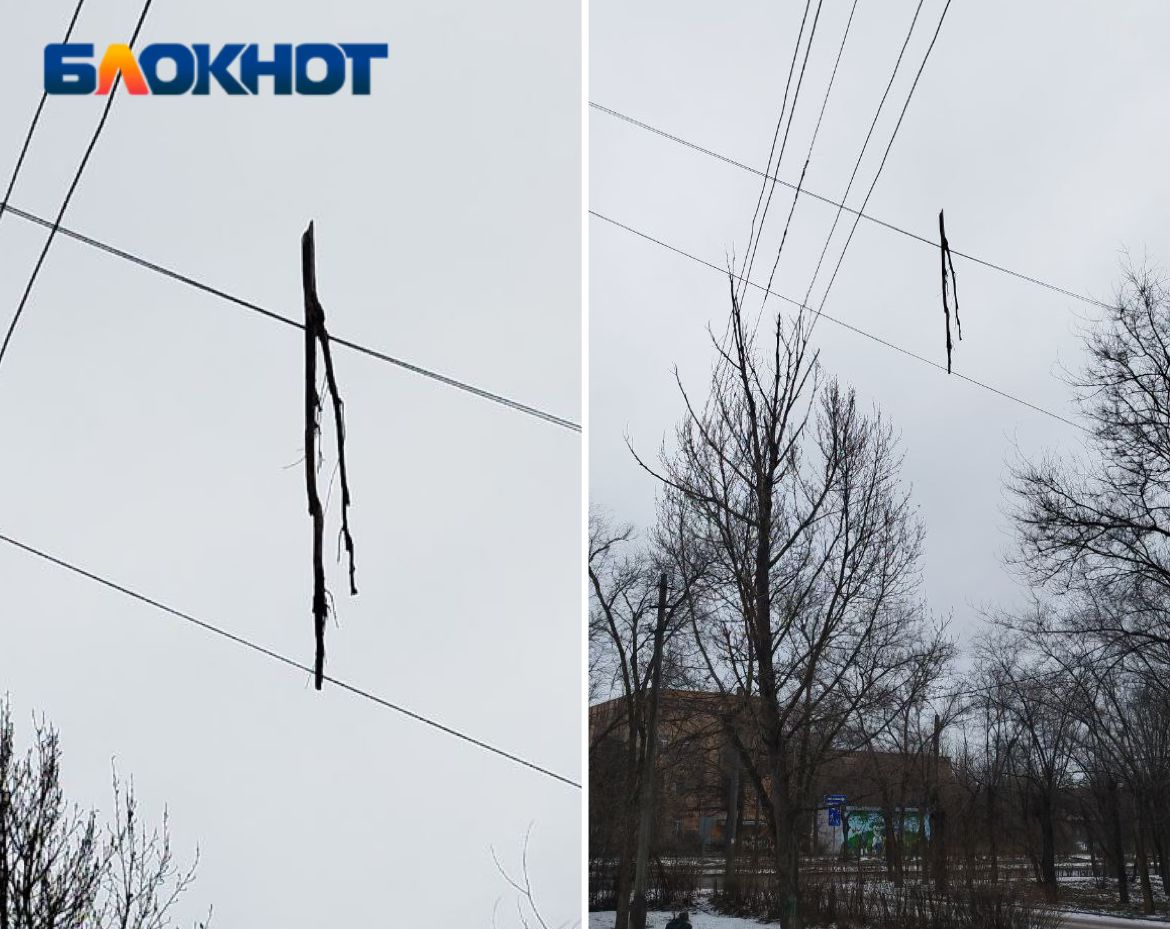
301,220,358,691
938,209,961,372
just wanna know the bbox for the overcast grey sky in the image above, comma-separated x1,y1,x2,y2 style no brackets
0,1,580,925
590,0,1169,660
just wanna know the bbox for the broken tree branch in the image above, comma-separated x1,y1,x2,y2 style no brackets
301,220,357,690
938,209,961,372
945,233,960,342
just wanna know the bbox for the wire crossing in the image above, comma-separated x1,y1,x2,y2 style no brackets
0,529,582,790
0,0,87,227
811,0,954,321
590,103,1111,312
0,0,156,373
591,209,1085,433
0,201,580,433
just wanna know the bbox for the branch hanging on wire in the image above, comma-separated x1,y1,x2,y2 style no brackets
945,212,961,340
301,221,358,690
0,201,579,432
939,209,961,372
591,209,1087,432
590,102,1111,312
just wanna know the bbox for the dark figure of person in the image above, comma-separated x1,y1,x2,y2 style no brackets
664,913,691,929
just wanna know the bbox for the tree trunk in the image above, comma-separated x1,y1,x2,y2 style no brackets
0,782,8,929
629,575,668,929
1039,794,1058,901
882,809,899,885
614,815,635,929
1136,819,1155,915
930,716,948,894
1107,779,1128,907
1087,829,1099,885
723,741,740,895
613,712,642,929
988,785,999,885
917,795,929,882
1150,809,1170,899
772,799,802,929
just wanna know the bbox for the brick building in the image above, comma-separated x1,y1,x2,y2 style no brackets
589,689,950,859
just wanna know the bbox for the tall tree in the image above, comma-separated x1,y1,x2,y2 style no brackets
975,636,1078,901
1010,267,1170,687
641,284,929,929
588,508,708,929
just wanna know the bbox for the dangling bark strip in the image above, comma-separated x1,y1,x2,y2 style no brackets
313,290,353,594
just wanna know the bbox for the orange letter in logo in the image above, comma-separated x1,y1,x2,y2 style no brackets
97,44,149,95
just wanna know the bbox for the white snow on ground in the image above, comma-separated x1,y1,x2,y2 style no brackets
589,913,771,928
1062,907,1170,921
588,909,1170,929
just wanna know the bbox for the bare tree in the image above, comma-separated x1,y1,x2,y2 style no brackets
0,699,209,929
0,705,102,929
638,283,930,929
851,625,957,888
588,507,708,929
1069,659,1170,912
98,768,206,929
491,825,578,929
974,635,1079,901
962,643,1025,887
1009,267,1170,686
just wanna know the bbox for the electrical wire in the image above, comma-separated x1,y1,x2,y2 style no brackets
0,529,582,790
759,0,861,311
737,0,818,306
0,0,156,372
0,201,580,433
0,0,87,226
590,209,1086,433
812,0,955,318
589,103,1110,312
799,0,926,309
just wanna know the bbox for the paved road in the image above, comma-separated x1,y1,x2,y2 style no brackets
1061,913,1170,929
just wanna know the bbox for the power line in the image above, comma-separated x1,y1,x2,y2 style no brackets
0,0,87,227
799,0,925,311
813,0,954,318
759,0,861,309
590,209,1086,433
0,201,580,433
589,104,1111,312
737,0,820,305
0,0,156,373
0,529,582,790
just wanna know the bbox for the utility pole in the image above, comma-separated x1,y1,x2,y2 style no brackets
630,574,668,929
